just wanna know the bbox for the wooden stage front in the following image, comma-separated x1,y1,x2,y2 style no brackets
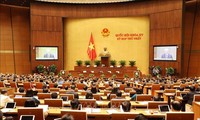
68,66,140,78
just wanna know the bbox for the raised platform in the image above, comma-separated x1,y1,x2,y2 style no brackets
68,66,140,78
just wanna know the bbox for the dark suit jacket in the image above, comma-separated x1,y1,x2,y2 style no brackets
183,91,196,105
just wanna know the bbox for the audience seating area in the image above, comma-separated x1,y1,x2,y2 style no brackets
0,73,200,120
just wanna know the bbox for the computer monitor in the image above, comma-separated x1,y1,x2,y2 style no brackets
159,105,170,112
20,115,35,120
5,102,16,109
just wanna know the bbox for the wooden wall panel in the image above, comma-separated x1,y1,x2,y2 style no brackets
0,5,31,74
183,2,200,77
150,9,182,76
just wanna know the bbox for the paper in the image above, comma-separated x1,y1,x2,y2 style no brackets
92,108,101,113
106,110,118,114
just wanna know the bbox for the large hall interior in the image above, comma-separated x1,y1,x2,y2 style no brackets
0,0,200,120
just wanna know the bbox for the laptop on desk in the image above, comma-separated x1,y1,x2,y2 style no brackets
20,115,35,120
159,105,170,113
5,102,16,109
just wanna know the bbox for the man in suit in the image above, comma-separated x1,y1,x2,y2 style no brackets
43,48,55,58
182,86,197,111
161,48,173,59
43,53,55,58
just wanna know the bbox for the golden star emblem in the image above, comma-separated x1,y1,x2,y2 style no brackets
88,43,94,50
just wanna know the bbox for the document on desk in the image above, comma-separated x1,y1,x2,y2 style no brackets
38,105,48,112
92,108,101,113
106,109,118,114
1,108,13,113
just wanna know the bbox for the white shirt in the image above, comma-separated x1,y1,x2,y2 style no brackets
0,94,13,108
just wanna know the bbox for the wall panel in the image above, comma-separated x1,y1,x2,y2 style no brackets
0,5,31,74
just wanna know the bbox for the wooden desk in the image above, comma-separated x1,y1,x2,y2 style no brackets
193,102,200,120
2,107,165,119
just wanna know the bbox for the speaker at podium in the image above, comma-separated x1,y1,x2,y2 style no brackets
99,47,111,67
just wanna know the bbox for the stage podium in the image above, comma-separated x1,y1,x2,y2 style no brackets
101,57,109,67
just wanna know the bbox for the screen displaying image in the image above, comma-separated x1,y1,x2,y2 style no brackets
35,46,58,60
154,45,177,61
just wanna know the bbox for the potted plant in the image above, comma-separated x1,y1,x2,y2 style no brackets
112,74,116,79
94,60,101,67
110,60,116,67
129,60,136,67
76,60,83,66
79,74,84,77
84,60,91,66
89,74,94,77
49,64,57,73
152,66,162,76
124,74,129,78
100,74,105,78
119,60,126,67
36,64,45,74
166,67,175,76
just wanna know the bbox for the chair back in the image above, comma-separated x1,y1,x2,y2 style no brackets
35,82,43,89
14,92,26,97
148,101,168,109
0,81,5,87
14,97,31,106
18,107,44,120
119,84,126,90
61,110,87,120
49,83,55,88
62,82,71,89
10,82,17,89
37,93,51,99
136,94,153,101
110,99,129,108
23,82,31,90
93,94,101,100
110,94,117,99
165,112,194,120
111,113,138,120
44,99,63,107
124,88,133,93
79,99,96,108
60,94,74,100
194,94,200,102
77,83,85,90
59,90,67,94
176,91,188,96
151,84,160,96
50,88,60,92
